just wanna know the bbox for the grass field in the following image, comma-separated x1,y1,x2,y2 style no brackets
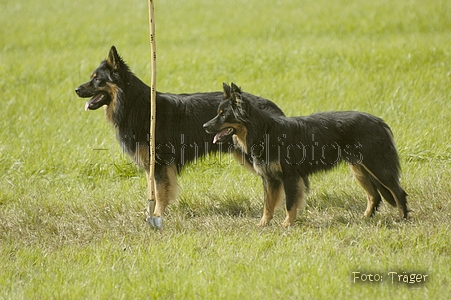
1,0,451,298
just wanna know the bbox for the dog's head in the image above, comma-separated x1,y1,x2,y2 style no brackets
75,46,127,111
203,82,249,144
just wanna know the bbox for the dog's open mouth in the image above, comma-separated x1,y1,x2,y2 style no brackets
213,127,235,144
85,93,109,111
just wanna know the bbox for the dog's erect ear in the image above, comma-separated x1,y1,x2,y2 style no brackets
230,82,242,95
107,46,121,71
223,82,231,99
230,82,244,108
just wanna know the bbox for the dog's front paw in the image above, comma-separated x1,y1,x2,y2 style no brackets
282,217,295,228
258,216,272,226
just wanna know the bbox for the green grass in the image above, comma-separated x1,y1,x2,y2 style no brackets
1,0,451,298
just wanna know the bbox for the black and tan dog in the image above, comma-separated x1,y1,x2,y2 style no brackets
204,83,408,227
75,47,284,220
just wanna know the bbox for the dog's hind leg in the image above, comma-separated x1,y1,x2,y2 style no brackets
151,163,179,218
370,180,397,208
140,146,177,218
349,164,382,217
258,177,284,226
282,176,307,227
359,163,408,219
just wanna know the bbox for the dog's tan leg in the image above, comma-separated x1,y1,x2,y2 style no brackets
153,162,179,218
282,177,306,227
138,141,179,219
350,164,381,217
258,177,284,226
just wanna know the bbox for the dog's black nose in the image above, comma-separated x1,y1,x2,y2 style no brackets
203,122,213,132
203,122,214,134
75,87,81,95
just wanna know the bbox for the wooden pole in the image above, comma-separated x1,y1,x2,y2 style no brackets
146,0,161,229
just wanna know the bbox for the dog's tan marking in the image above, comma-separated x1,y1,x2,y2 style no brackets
104,83,119,124
350,164,381,217
229,124,247,153
135,144,150,170
215,122,248,153
255,163,284,226
137,146,178,218
142,154,179,218
258,181,284,226
253,161,282,178
154,163,179,217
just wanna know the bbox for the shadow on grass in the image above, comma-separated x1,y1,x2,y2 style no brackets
171,189,410,230
174,194,261,219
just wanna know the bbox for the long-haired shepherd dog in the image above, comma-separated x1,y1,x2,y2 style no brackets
204,83,408,227
75,47,284,220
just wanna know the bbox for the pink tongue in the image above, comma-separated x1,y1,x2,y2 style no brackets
213,128,230,144
84,94,104,111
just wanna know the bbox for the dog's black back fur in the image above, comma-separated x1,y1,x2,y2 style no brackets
75,47,285,218
204,83,408,226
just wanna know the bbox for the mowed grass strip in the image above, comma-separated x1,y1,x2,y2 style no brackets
1,0,451,298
